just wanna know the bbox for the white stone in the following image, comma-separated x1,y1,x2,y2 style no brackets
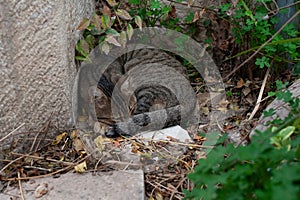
137,125,192,143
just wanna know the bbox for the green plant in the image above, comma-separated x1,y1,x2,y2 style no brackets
75,0,186,62
219,0,300,71
75,0,144,61
128,0,172,27
185,82,300,199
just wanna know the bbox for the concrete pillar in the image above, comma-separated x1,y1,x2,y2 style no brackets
0,0,94,138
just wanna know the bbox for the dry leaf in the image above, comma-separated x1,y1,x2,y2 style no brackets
76,18,90,30
155,191,163,200
94,135,112,151
199,8,206,17
114,140,121,147
74,161,87,173
106,0,118,7
236,78,245,88
116,9,132,20
92,14,101,32
193,11,199,22
52,132,67,145
193,134,205,141
242,87,251,96
73,138,85,152
102,5,111,16
168,5,176,18
34,183,48,198
188,0,194,7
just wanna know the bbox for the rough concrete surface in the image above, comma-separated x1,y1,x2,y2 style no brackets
0,0,94,137
0,170,144,200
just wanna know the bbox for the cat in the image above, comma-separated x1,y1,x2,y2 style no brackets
75,47,196,137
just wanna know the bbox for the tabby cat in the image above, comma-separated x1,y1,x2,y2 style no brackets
76,48,196,137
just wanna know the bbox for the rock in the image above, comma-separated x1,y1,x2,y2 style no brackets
137,125,192,143
0,170,144,200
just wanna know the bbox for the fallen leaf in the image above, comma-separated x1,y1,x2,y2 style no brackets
102,5,111,16
114,140,121,147
188,0,194,7
94,135,112,151
193,11,199,22
199,8,206,17
155,192,163,200
168,6,176,18
52,132,67,145
106,0,118,7
193,134,205,141
74,161,87,173
73,137,85,152
34,183,48,198
242,87,251,96
236,78,245,88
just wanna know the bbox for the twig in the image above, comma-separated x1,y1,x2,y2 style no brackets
146,180,184,197
0,123,25,143
104,160,141,167
10,152,74,166
0,156,25,174
1,154,91,181
269,1,300,15
224,9,300,80
170,177,187,199
17,171,25,200
30,112,53,152
248,66,271,120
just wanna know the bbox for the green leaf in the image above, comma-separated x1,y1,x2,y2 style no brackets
275,80,288,90
134,16,143,31
129,0,140,4
278,126,295,141
75,56,87,61
105,35,121,46
119,31,127,47
184,12,194,23
101,15,111,29
263,108,275,117
268,92,276,97
150,0,161,10
255,56,270,68
105,28,120,36
127,23,134,40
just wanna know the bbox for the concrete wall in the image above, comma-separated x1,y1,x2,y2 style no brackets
0,0,94,137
